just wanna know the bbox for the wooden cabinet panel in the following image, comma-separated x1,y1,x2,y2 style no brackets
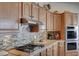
0,3,19,30
47,47,52,56
47,12,54,31
72,13,78,25
53,43,58,56
66,51,78,56
33,53,40,56
40,50,46,56
39,7,47,29
61,14,65,40
52,46,54,56
32,3,39,21
39,7,46,21
23,3,39,21
23,3,31,19
64,13,72,26
58,42,65,56
64,12,78,26
53,14,62,31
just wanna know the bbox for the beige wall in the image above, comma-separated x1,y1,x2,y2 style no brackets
39,2,79,13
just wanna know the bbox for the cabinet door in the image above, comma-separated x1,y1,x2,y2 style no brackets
40,49,46,56
47,12,54,31
39,7,46,30
32,3,39,21
64,13,78,26
0,3,19,30
52,46,54,56
53,43,58,56
66,51,78,56
53,14,62,31
58,42,65,56
33,53,40,56
39,7,46,21
72,13,78,25
64,13,72,26
23,3,31,19
47,47,52,56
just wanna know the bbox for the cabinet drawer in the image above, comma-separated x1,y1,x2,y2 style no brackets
66,51,78,56
40,50,46,56
33,53,40,56
47,47,53,56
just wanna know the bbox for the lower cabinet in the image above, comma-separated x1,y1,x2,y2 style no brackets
58,41,65,56
47,47,53,56
33,41,65,56
33,53,40,56
66,51,78,56
33,41,79,56
40,49,47,56
53,43,58,56
40,42,58,56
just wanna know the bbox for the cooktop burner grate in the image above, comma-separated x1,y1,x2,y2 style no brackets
15,44,44,52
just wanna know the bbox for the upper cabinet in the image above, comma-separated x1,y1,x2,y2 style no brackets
39,7,47,30
47,12,62,31
23,3,31,19
23,3,39,21
39,7,46,21
47,12,54,31
32,3,39,21
0,3,20,30
53,14,62,31
63,12,78,26
72,13,78,25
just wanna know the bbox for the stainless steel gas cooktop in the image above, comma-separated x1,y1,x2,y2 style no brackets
15,44,44,53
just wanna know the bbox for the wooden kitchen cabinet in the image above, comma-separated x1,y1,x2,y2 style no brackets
40,43,58,56
47,47,53,56
39,7,46,21
39,7,47,29
53,14,62,31
47,12,54,31
33,53,40,56
33,49,46,56
53,43,58,56
63,12,78,26
23,3,39,21
58,41,65,56
32,3,39,21
72,13,78,25
66,51,78,56
23,2,31,19
0,3,20,30
64,13,72,26
40,49,47,56
47,13,62,31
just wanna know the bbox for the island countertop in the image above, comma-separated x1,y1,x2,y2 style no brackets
6,39,65,56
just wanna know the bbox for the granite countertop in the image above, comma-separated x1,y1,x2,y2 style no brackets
6,39,65,56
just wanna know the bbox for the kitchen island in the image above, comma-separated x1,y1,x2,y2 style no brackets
1,40,65,56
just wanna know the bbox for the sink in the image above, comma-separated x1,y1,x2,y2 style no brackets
15,44,44,53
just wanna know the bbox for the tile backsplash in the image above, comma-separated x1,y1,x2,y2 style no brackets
0,25,46,50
